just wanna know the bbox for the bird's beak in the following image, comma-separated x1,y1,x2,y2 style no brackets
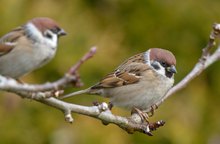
58,29,67,37
167,65,177,74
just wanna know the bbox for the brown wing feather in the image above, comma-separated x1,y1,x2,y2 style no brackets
91,53,150,89
0,27,24,56
93,71,140,88
0,44,14,56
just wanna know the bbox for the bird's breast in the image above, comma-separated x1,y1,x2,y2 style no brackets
103,75,174,110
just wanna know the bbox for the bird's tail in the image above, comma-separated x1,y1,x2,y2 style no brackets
60,89,89,99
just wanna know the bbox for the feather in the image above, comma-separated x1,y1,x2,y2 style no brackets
91,53,150,89
0,27,24,57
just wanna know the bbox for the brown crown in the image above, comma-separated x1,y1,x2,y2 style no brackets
149,48,176,66
29,17,60,33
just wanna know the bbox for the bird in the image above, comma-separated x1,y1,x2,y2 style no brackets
0,17,66,79
62,48,177,121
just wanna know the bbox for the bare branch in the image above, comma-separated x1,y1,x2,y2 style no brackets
36,98,164,136
153,23,220,110
0,47,97,93
1,24,220,136
0,46,164,135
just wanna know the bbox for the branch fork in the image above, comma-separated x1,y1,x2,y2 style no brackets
1,24,220,135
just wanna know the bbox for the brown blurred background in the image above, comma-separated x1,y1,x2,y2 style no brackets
0,0,220,144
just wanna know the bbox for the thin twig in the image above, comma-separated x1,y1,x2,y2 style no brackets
68,46,97,75
0,47,97,93
1,24,220,135
153,23,220,110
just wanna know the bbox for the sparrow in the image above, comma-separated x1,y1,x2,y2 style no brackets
0,17,66,79
62,48,177,120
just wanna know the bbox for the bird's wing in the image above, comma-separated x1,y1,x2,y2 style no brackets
91,53,150,89
0,27,24,56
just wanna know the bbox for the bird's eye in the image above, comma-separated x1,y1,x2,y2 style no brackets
160,61,167,67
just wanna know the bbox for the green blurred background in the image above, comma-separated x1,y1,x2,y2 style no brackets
1,0,220,144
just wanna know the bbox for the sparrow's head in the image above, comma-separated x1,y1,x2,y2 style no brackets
25,17,66,48
148,48,177,78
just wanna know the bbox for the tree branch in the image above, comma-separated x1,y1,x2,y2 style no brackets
155,23,220,108
1,24,220,136
0,46,97,93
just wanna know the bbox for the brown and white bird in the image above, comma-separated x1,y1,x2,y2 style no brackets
62,48,177,118
0,17,66,79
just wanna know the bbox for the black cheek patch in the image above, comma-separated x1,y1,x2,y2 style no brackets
151,62,160,70
45,33,52,39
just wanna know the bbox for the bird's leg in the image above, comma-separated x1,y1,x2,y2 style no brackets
92,101,100,106
147,104,158,117
108,102,114,110
15,79,24,84
131,107,149,123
